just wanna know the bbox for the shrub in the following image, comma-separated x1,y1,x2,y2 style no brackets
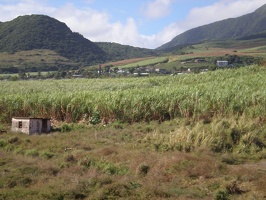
220,154,237,165
0,139,7,148
214,189,229,200
226,181,244,195
8,136,19,144
90,111,101,125
136,163,150,176
61,123,73,132
64,154,75,162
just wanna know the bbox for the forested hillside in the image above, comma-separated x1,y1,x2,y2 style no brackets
96,42,159,61
0,15,107,65
158,3,266,51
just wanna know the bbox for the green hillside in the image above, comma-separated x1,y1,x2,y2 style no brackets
0,15,162,73
96,42,159,61
158,4,266,51
0,15,107,65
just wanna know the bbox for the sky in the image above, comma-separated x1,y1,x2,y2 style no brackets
0,0,265,49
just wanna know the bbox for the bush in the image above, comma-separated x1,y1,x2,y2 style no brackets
136,163,150,176
64,154,75,162
8,136,19,144
214,189,229,200
90,111,101,125
61,123,73,132
220,154,237,165
0,139,7,148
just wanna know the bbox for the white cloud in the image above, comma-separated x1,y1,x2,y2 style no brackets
0,0,55,21
142,0,175,19
181,0,266,30
53,4,111,37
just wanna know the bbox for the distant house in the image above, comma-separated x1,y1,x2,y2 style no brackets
11,117,51,135
72,74,83,78
133,73,150,76
194,59,206,63
155,68,169,74
216,60,228,67
117,68,129,74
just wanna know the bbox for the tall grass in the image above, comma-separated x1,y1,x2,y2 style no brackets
0,65,266,124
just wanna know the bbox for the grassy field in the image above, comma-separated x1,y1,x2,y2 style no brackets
0,65,266,199
0,116,265,199
117,57,169,69
1,65,266,124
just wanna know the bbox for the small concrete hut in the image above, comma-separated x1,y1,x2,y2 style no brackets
11,117,51,135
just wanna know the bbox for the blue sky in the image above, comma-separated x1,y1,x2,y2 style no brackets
0,0,265,48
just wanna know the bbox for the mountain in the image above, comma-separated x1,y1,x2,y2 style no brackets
0,15,107,65
157,4,266,51
0,15,159,70
96,42,159,61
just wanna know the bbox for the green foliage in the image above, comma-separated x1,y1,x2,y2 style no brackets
89,111,101,125
61,123,73,132
25,149,39,157
41,151,55,159
0,139,7,148
78,157,128,175
214,189,229,200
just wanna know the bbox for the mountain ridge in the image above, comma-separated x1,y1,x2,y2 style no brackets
157,3,266,51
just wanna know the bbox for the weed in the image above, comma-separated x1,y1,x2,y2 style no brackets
136,163,150,176
40,151,55,159
64,154,75,162
225,181,244,195
61,123,73,132
25,149,39,157
112,121,125,129
0,139,7,148
98,183,132,199
90,111,101,125
7,136,19,144
214,189,229,200
220,154,238,165
41,192,64,200
78,157,92,168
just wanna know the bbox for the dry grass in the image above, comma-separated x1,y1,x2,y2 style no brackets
0,117,265,200
0,49,70,62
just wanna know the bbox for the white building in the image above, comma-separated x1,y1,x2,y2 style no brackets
11,117,51,135
216,60,228,67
